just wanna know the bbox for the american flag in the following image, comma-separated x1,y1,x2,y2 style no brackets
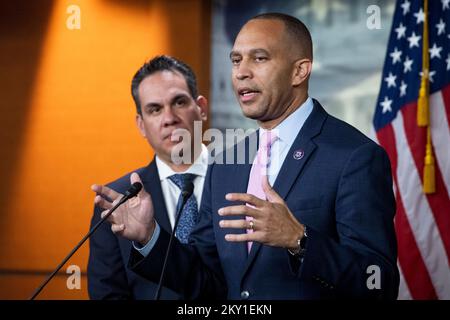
373,0,450,299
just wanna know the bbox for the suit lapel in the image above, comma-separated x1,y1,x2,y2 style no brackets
140,160,172,234
241,100,328,280
273,100,327,199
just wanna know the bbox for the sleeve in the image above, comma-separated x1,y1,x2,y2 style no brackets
87,204,131,300
132,223,161,256
128,163,227,300
293,142,400,299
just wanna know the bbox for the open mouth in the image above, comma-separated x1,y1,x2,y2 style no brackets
238,88,260,102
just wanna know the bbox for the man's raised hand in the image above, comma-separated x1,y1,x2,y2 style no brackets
91,172,155,245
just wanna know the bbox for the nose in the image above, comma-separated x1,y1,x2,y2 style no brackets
234,60,252,81
161,106,179,127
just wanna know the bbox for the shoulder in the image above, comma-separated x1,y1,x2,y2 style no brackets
320,113,383,154
309,104,389,171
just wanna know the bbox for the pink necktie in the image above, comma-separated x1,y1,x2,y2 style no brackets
246,130,277,252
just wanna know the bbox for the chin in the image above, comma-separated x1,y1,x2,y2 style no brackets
242,106,264,120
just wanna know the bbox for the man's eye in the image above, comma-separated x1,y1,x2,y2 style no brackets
147,107,161,114
175,99,187,107
231,58,241,65
255,56,267,62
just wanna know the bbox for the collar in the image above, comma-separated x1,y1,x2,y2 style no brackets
259,96,314,146
156,144,208,180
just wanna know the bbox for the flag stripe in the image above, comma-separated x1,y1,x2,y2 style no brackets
441,85,450,127
377,124,437,299
397,265,412,300
430,89,450,199
392,113,450,299
395,194,437,299
401,102,450,264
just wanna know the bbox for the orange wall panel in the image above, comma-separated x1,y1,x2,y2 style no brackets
0,0,210,299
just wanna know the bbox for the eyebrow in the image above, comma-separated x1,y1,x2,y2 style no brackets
229,51,240,59
229,48,270,59
142,93,191,110
250,48,270,55
171,93,191,103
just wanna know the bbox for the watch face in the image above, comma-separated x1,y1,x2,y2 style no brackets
300,234,308,249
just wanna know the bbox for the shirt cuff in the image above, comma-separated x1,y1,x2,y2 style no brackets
132,223,161,257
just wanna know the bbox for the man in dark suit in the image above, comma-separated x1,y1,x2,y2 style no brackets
88,55,209,299
94,13,399,299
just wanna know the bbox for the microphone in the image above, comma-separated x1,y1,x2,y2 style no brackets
29,182,143,300
154,181,194,300
124,182,143,199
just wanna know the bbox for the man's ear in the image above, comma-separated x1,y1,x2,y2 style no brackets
196,95,208,121
135,114,146,137
292,59,312,86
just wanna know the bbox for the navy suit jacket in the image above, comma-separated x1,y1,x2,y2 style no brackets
129,100,400,299
87,161,181,299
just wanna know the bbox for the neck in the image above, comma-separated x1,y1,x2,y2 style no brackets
259,92,309,130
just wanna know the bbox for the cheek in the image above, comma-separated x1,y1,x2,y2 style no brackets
269,73,290,96
255,69,275,91
142,120,160,138
231,76,239,90
182,108,202,124
144,128,158,145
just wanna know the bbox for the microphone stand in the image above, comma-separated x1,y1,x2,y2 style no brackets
154,183,193,300
29,182,142,300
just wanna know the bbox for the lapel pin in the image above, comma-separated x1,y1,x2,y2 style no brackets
293,149,304,160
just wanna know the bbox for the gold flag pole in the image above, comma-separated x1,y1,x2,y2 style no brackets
417,0,435,193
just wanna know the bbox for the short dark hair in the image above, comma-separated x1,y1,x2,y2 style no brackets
251,12,313,60
131,55,198,115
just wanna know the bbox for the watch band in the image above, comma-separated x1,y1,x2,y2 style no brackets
288,225,307,257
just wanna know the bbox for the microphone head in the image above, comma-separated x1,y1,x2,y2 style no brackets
181,182,194,198
125,182,142,198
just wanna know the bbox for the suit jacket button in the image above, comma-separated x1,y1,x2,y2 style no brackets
241,290,250,300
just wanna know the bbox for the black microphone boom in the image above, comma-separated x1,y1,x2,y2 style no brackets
154,181,194,300
29,182,143,300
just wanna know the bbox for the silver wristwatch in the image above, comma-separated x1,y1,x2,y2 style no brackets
288,226,308,257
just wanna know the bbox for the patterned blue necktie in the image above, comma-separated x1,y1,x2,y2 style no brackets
168,173,198,244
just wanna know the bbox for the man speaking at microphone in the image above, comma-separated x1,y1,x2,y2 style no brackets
95,13,399,299
88,55,211,299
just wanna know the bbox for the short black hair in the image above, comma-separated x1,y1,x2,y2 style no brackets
131,55,198,115
251,12,313,60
